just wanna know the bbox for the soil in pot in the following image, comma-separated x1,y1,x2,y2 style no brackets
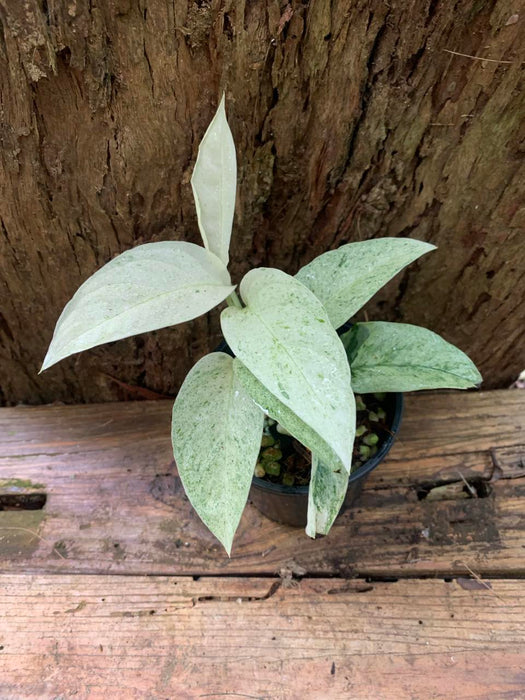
249,391,403,527
254,392,392,487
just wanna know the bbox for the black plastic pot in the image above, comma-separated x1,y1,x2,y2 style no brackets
215,328,404,528
249,391,403,527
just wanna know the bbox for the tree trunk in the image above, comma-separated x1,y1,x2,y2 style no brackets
0,0,523,405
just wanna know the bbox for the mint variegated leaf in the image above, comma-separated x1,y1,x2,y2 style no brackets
172,352,264,555
296,238,435,328
42,242,234,371
342,322,482,392
222,268,355,473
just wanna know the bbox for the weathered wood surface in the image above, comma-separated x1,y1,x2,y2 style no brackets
1,0,524,405
1,392,524,698
1,390,524,577
1,575,524,700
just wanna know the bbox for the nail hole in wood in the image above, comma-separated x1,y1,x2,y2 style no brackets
416,478,490,501
0,493,47,511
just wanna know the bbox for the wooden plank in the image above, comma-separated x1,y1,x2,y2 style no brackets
0,391,524,577
0,575,524,700
1,390,523,481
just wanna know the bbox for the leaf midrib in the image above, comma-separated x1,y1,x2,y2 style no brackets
249,305,343,416
52,282,233,354
352,360,477,382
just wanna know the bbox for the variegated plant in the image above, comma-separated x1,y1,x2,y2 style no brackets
42,97,482,554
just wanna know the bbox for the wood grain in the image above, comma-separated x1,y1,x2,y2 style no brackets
0,575,524,699
1,0,524,405
0,390,524,577
0,390,524,698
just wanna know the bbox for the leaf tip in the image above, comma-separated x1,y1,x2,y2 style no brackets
305,525,316,539
39,350,56,374
463,357,482,389
420,240,437,254
220,536,233,557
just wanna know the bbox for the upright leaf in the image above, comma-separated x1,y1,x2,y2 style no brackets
342,322,482,393
191,95,237,267
222,268,355,473
306,454,350,538
41,242,234,371
172,352,264,555
296,238,436,329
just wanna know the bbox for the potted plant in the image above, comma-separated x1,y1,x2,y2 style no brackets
41,97,481,554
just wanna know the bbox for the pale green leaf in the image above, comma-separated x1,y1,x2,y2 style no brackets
342,322,482,393
296,238,436,328
235,356,352,537
171,352,264,555
306,454,349,538
222,268,355,473
191,95,237,267
42,242,234,371
234,360,351,473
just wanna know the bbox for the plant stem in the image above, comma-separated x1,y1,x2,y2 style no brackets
226,290,242,308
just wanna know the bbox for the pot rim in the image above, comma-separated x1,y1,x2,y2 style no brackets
251,391,404,495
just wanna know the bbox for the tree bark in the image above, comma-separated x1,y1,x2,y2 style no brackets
0,0,523,404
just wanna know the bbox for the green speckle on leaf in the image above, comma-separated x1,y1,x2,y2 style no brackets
277,382,290,400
